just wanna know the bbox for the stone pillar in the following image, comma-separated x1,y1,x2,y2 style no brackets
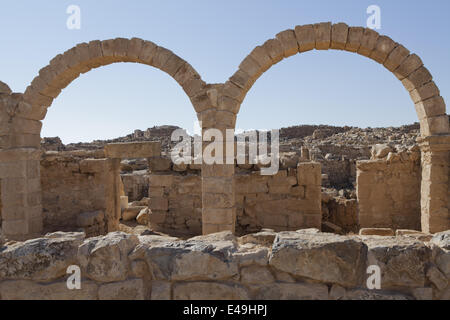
201,126,236,234
418,135,450,233
0,148,43,240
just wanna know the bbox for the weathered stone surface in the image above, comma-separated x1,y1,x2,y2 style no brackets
150,280,171,300
143,236,238,281
0,279,98,300
136,208,150,225
364,236,431,289
269,232,367,286
431,230,450,250
0,232,84,281
98,278,146,300
254,282,329,300
78,232,139,282
173,281,249,300
343,289,412,300
240,265,274,284
104,142,161,159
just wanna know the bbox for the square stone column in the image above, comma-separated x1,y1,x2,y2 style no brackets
201,127,236,234
418,135,450,233
0,148,43,240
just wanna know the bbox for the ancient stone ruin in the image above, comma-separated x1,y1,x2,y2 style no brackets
0,22,449,300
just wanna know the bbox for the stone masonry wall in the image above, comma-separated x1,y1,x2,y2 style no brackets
357,155,421,230
146,157,322,237
0,229,448,300
40,152,121,237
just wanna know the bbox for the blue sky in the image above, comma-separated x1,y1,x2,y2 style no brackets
1,0,449,143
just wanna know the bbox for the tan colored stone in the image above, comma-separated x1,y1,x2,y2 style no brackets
357,28,379,56
313,22,331,50
104,142,161,159
359,228,395,236
345,27,364,52
295,24,315,52
276,29,298,57
369,36,397,64
331,23,348,50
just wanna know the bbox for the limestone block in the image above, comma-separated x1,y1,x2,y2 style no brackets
138,40,157,64
369,36,397,64
98,278,145,300
149,174,173,187
364,236,430,289
412,287,433,300
126,37,144,61
262,38,284,64
383,44,410,72
149,197,168,211
275,29,299,57
151,280,171,300
357,28,379,57
239,55,262,81
77,211,104,227
144,237,238,281
136,208,150,225
420,115,449,136
202,163,234,178
203,177,234,194
297,162,321,186
394,54,423,80
269,232,367,287
183,77,206,98
202,208,235,224
174,62,200,87
0,81,12,94
414,96,446,120
77,232,139,282
104,142,161,159
249,46,273,73
345,27,364,52
402,66,433,92
313,22,331,50
343,289,412,300
240,265,275,284
229,69,253,90
173,281,248,300
122,206,146,221
254,282,329,300
359,228,395,236
148,156,172,172
331,23,348,50
161,52,185,77
426,265,448,291
0,232,84,281
294,24,315,52
0,279,98,300
410,81,440,104
151,46,173,70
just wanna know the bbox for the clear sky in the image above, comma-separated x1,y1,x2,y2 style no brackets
1,0,449,143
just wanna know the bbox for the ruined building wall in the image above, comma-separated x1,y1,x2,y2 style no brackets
122,172,150,202
146,158,322,236
40,152,121,236
357,155,421,230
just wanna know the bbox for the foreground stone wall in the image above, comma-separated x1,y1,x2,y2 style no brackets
40,152,121,236
0,229,448,300
357,152,421,230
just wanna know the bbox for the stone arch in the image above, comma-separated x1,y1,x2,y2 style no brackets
21,38,207,122
0,38,215,240
224,22,448,137
219,22,449,233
